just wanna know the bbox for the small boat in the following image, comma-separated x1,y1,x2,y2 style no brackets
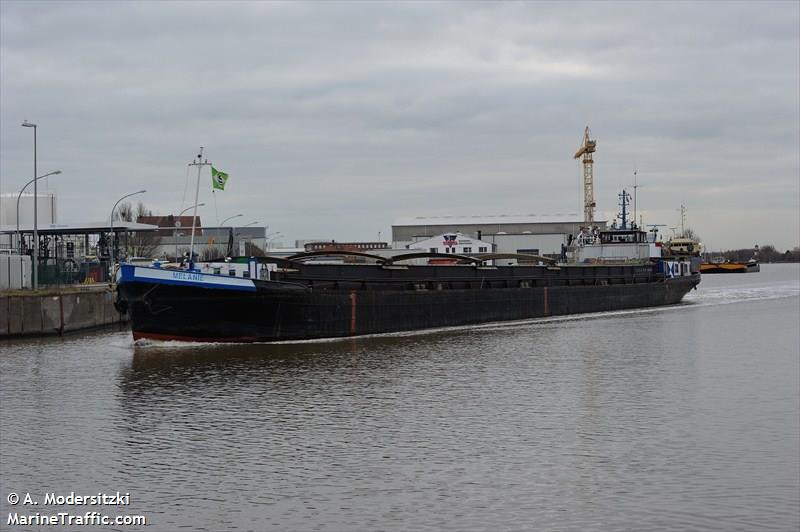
699,259,760,274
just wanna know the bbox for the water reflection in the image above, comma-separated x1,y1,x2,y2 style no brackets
1,266,797,532
122,333,455,393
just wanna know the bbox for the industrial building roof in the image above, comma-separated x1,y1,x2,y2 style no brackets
393,214,591,226
0,221,160,234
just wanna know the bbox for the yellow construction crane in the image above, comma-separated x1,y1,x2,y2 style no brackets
573,126,597,225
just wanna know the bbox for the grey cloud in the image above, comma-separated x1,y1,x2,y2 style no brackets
1,1,797,250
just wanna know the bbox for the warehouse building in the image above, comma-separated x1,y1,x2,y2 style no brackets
392,214,608,259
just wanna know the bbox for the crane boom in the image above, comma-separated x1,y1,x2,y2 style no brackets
574,126,597,225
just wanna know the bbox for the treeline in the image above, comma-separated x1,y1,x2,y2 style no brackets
704,245,800,263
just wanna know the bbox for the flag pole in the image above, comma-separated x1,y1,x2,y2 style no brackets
188,147,211,269
213,189,219,226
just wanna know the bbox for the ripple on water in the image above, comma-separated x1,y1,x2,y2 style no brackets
1,265,798,531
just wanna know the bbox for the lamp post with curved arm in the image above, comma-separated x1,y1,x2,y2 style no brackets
220,213,243,226
266,232,283,250
174,203,205,261
20,120,39,289
178,203,205,217
110,190,146,262
219,214,244,259
235,222,259,256
16,170,61,254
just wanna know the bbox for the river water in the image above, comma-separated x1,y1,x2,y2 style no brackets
1,264,798,531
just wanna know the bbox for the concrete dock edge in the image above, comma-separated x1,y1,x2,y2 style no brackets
1,288,127,339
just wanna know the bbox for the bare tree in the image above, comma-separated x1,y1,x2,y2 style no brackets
116,202,135,223
244,241,267,257
200,247,223,261
682,227,701,242
114,201,160,258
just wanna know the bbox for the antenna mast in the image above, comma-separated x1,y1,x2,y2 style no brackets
617,189,632,229
573,126,597,226
679,204,687,237
632,168,638,228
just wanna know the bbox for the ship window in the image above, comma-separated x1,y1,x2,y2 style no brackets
479,246,487,252
463,247,472,253
430,247,437,253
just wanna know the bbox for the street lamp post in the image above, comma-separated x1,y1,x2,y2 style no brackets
174,203,205,261
236,221,259,255
16,170,61,254
110,190,146,262
266,232,283,250
20,121,38,289
220,213,243,226
219,214,244,260
264,230,278,251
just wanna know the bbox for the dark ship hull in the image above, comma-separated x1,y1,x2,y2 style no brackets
116,262,700,343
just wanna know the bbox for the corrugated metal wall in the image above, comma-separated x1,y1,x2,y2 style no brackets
0,254,32,289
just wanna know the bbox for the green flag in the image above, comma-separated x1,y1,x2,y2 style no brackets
211,166,229,191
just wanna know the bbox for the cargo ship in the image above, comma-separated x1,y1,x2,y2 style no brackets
115,189,701,343
116,136,701,343
116,256,698,342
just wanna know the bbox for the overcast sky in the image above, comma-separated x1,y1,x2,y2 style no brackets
1,1,798,250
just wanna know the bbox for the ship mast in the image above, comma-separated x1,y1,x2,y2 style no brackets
632,168,638,228
573,126,597,226
617,189,632,229
679,204,687,237
188,147,211,268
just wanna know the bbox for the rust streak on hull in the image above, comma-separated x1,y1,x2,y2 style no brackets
349,290,357,335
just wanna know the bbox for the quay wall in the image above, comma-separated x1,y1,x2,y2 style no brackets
0,289,127,338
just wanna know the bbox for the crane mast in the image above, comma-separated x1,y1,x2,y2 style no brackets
573,126,597,226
